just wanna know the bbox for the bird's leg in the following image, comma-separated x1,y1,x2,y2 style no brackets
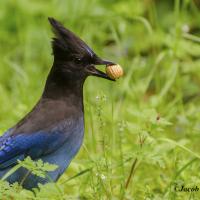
20,170,31,187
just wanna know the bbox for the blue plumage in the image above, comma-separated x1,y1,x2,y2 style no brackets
0,118,83,168
0,117,84,189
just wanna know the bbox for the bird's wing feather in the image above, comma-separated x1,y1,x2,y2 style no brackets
0,132,59,169
0,118,81,169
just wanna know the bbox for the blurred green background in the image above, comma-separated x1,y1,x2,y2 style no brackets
0,0,200,199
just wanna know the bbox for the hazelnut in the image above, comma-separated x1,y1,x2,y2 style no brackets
106,64,123,80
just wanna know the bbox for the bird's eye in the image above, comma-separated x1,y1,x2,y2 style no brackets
73,55,89,65
74,57,82,63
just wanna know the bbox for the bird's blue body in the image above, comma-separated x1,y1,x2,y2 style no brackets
0,116,84,189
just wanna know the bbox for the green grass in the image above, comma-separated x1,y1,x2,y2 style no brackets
0,0,200,199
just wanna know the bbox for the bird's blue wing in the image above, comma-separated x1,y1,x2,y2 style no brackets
0,129,12,146
0,123,72,169
0,129,23,169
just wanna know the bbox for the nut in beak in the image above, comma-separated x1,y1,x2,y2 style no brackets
106,64,123,80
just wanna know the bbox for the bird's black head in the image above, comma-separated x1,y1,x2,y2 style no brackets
48,17,116,82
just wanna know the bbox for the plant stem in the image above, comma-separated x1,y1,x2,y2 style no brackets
125,158,138,189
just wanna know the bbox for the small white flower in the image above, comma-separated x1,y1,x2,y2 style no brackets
96,96,100,101
182,24,190,33
101,174,106,180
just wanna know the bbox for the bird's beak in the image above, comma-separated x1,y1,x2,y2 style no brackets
86,57,116,81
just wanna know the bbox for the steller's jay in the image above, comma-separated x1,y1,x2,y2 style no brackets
0,18,116,189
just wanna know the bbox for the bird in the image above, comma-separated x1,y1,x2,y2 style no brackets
0,17,116,190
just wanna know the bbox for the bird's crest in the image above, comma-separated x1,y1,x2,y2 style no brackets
48,17,94,60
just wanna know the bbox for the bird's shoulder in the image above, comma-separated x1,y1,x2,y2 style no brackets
0,98,84,169
11,98,83,136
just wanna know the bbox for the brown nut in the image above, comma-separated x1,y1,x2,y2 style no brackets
106,64,123,80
